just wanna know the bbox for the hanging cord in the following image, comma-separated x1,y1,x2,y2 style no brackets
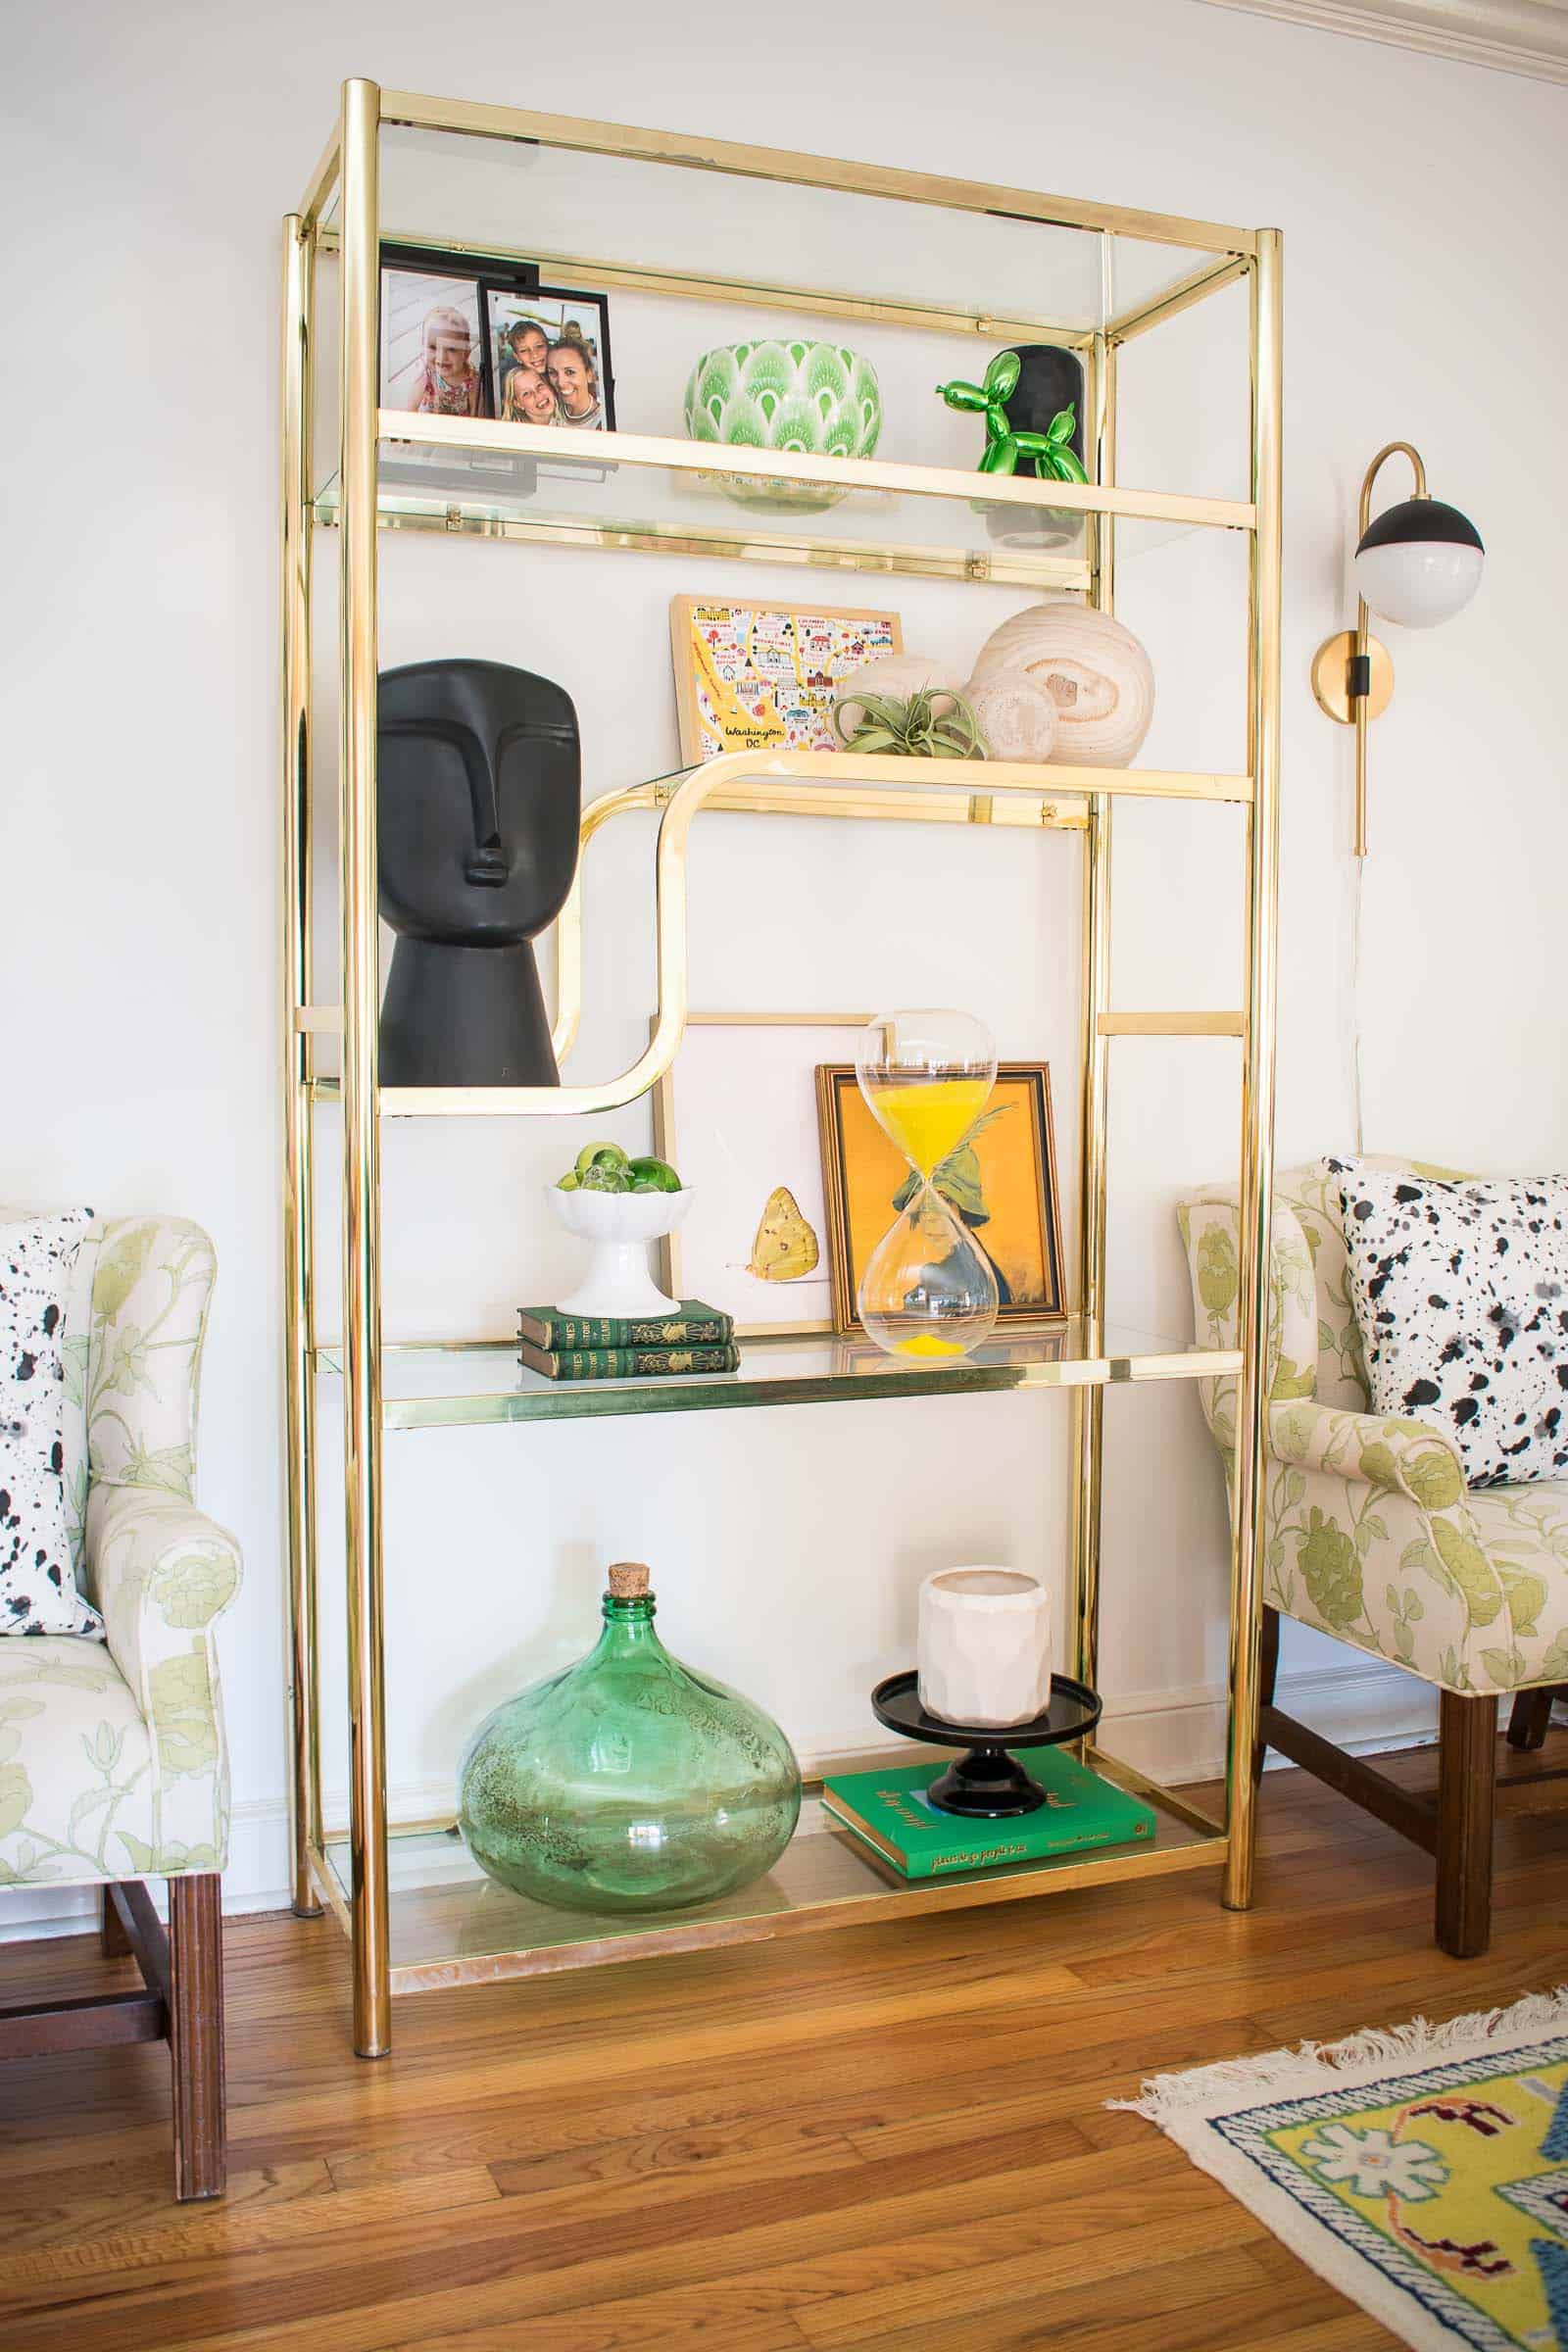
1348,844,1366,1156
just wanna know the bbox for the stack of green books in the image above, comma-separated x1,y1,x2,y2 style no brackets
821,1751,1155,1881
516,1301,739,1382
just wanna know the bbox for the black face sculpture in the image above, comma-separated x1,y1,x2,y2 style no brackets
377,659,581,1087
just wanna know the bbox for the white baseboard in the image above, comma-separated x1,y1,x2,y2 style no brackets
0,1656,1452,1944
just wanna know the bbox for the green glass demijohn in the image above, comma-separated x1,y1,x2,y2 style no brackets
458,1562,802,1915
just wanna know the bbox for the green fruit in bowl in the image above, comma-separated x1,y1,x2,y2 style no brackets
561,1143,680,1196
574,1143,630,1179
628,1157,682,1194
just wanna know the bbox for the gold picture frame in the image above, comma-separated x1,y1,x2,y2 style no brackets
653,1013,871,1338
815,1060,1068,1337
669,595,902,764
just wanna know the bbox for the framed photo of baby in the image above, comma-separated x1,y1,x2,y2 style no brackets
380,261,486,418
488,288,615,432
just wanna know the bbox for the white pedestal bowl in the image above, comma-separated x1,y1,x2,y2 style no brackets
550,1186,695,1321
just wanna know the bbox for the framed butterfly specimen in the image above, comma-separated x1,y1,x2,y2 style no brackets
652,1013,869,1338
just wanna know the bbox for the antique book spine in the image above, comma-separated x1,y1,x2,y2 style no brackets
516,1305,734,1350
518,1342,742,1381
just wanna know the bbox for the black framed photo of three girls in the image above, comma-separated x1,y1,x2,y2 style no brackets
378,246,616,497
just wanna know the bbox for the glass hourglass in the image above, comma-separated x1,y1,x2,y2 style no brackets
854,1009,1001,1360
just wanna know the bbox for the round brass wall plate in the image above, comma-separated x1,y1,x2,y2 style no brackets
1311,629,1394,724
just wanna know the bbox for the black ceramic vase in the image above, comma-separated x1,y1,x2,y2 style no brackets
376,659,581,1088
985,346,1087,549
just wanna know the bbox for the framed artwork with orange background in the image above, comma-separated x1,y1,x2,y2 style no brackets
814,1061,1067,1336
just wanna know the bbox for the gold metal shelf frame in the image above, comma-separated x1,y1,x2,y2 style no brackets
281,77,1282,2059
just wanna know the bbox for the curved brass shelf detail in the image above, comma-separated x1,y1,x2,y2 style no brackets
548,760,1099,1069
355,747,1250,1116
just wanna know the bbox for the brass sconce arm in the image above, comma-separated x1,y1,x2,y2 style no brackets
1313,440,1482,858
1313,442,1429,858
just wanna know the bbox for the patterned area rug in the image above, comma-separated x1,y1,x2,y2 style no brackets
1119,1989,1568,2349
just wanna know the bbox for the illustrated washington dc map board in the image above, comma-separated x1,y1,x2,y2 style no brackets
671,596,902,761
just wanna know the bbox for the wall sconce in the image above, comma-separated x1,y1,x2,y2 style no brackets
1311,442,1484,855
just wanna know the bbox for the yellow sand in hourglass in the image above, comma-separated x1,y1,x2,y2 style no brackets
861,1073,998,1358
865,1078,992,1176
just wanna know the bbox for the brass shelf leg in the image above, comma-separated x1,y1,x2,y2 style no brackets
1070,329,1115,1696
339,75,391,2056
1223,227,1283,1913
281,210,324,1923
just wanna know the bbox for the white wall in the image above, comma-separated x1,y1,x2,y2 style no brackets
5,0,1565,1932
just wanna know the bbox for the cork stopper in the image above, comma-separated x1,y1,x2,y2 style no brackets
607,1561,651,1599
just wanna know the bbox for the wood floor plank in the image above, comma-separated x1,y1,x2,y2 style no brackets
791,2214,1279,2348
0,2139,1181,2352
0,2158,331,2255
0,1733,1559,2352
392,2313,816,2352
801,2246,1338,2352
0,2167,501,2304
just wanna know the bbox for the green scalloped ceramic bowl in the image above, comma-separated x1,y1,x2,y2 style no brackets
683,338,882,511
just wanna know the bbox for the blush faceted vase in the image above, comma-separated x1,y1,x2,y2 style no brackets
917,1566,1053,1729
458,1563,802,1915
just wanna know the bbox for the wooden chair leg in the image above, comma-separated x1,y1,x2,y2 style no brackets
168,1874,225,2201
1507,1688,1556,1752
1435,1691,1497,1959
100,1885,133,1957
1253,1605,1281,1785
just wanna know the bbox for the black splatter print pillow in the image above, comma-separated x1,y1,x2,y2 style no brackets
1329,1157,1568,1488
1,1210,101,1635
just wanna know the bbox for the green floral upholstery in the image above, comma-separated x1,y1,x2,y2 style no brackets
1177,1164,1568,1698
0,1215,237,1886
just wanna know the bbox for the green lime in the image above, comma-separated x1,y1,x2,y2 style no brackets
628,1156,682,1194
573,1142,630,1179
557,1171,581,1192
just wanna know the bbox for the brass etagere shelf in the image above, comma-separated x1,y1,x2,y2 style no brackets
281,79,1282,2056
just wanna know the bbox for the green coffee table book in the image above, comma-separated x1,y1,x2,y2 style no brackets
821,1751,1155,1880
517,1300,733,1351
518,1341,741,1382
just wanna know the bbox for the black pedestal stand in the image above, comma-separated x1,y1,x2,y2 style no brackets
870,1671,1102,1818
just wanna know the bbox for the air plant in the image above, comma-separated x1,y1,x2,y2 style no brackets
832,686,986,760
935,354,1089,483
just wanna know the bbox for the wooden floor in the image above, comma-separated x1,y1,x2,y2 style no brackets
2,1736,1566,2352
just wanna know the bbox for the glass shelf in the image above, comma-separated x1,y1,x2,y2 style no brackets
314,1322,1241,1428
318,1761,1226,1991
312,423,1250,590
365,115,1250,343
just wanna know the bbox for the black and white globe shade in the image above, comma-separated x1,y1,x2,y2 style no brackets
1353,497,1484,629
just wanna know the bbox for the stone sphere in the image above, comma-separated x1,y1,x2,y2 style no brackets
962,669,1059,763
970,597,1154,767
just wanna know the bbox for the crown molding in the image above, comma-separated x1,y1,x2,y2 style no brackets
1196,0,1568,83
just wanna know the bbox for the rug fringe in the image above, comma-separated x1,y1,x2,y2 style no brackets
1113,1984,1568,2128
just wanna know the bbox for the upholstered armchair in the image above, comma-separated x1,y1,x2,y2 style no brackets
0,1215,239,2198
1179,1162,1567,1958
